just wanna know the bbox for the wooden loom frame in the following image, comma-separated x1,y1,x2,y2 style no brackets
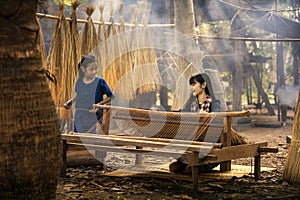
61,105,278,195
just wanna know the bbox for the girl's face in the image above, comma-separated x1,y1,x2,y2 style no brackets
82,62,98,80
190,81,206,97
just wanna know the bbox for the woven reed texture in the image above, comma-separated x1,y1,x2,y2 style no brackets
110,108,216,141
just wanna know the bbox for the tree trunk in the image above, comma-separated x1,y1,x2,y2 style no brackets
173,0,196,38
277,42,287,122
248,65,275,115
232,40,244,111
292,42,299,86
172,0,203,110
0,1,61,199
230,17,246,111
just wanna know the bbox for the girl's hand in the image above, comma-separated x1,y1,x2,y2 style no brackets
89,105,99,113
64,101,72,109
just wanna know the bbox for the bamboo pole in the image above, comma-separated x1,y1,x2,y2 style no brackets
95,104,250,118
36,13,300,41
36,12,175,28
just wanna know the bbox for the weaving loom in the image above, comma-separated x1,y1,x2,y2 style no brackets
61,105,278,195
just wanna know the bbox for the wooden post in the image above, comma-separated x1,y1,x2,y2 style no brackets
187,151,200,196
100,108,111,135
192,165,198,197
254,155,261,180
220,116,232,171
61,140,67,177
95,150,107,170
135,147,143,165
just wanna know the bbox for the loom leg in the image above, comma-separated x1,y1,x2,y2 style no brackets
192,166,198,196
135,146,142,165
254,155,261,180
220,161,231,172
96,150,107,170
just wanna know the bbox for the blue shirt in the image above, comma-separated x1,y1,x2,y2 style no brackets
74,76,113,133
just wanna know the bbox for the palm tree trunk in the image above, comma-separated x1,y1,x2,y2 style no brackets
173,0,196,37
0,1,61,199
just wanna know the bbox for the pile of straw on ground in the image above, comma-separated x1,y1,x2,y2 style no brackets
283,91,300,183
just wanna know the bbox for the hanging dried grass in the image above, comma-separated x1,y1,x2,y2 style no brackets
131,2,161,95
47,3,65,107
36,16,47,69
60,0,82,120
283,90,300,183
81,5,99,56
108,2,135,100
98,3,106,42
104,0,119,89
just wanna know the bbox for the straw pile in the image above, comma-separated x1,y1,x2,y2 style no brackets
283,90,300,183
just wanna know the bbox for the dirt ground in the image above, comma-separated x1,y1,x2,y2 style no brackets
56,109,300,200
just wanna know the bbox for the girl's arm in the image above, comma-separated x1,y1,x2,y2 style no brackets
90,96,113,113
64,96,77,109
97,96,112,105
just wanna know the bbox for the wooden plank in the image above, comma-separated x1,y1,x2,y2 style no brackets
202,142,268,164
67,142,218,162
61,134,216,152
257,147,279,153
67,143,186,157
104,134,222,148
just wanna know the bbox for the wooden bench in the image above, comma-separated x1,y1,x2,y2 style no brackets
61,105,278,195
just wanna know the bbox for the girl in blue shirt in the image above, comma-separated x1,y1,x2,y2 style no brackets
64,55,114,133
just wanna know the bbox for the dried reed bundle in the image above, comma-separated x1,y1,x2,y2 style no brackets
98,0,117,91
81,5,99,56
104,0,119,88
107,2,135,100
36,16,47,69
47,3,65,106
60,0,81,120
97,3,106,42
96,3,108,71
131,2,161,95
283,90,300,183
96,0,135,101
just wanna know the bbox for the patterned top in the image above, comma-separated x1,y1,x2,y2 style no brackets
191,95,212,113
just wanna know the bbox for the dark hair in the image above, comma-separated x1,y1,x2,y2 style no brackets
182,73,216,111
77,55,97,79
189,73,214,98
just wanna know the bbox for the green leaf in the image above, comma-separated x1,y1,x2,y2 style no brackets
52,0,88,6
63,0,72,6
